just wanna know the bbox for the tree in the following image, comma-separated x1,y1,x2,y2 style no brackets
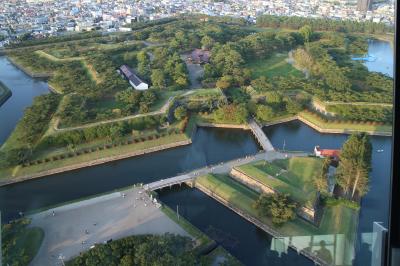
314,158,331,194
151,69,166,88
201,35,215,50
336,133,372,200
250,76,270,91
299,25,313,43
254,193,296,225
216,75,233,90
256,105,275,122
214,104,249,124
174,106,187,121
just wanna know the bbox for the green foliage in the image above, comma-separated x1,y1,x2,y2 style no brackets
174,106,187,121
336,133,372,200
256,14,392,34
326,105,392,123
17,93,60,146
323,196,360,210
299,25,313,43
214,104,249,124
67,234,196,266
2,218,44,266
314,158,330,194
255,105,274,122
254,193,296,225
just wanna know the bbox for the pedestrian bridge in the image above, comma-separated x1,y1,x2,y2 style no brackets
143,150,309,192
143,173,195,191
248,119,274,151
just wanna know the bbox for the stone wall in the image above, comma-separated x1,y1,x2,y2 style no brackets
230,167,316,223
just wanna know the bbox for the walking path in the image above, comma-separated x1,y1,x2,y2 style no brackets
53,96,174,133
29,187,190,266
144,150,308,191
52,90,195,133
248,119,275,151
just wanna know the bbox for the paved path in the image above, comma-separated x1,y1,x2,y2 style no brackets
29,187,190,266
248,119,275,151
144,150,309,191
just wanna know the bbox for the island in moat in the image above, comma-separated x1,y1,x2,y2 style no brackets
0,15,393,266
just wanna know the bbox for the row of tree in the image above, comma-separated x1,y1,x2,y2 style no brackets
256,15,393,34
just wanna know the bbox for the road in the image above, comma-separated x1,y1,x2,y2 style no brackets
29,187,190,266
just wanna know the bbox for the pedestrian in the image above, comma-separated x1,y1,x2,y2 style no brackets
52,211,55,216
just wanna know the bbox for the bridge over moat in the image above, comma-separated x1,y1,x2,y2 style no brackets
248,119,275,152
143,150,309,191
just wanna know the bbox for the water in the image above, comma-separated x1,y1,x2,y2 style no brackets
363,39,393,78
160,187,313,266
0,57,49,144
263,121,392,265
0,127,259,221
159,121,392,266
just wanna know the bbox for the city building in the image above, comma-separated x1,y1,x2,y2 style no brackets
357,0,372,12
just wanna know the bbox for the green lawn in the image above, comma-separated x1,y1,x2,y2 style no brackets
246,53,303,79
236,157,324,208
196,174,358,265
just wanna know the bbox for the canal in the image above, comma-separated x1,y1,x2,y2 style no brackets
0,56,49,144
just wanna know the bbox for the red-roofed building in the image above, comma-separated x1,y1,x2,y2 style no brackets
314,146,341,159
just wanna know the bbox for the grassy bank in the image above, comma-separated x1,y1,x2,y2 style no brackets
236,157,323,208
0,80,12,107
161,204,214,251
298,111,392,134
1,132,189,180
196,174,358,265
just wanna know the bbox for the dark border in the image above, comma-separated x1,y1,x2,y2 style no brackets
388,0,400,264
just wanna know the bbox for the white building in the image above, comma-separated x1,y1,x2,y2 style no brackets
118,65,148,90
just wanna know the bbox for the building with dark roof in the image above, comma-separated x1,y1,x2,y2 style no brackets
188,49,210,64
118,65,148,90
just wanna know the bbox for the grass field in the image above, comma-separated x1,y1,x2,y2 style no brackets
196,174,358,265
246,53,303,79
236,157,324,208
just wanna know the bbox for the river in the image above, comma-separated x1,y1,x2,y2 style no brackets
0,39,394,266
0,57,49,144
